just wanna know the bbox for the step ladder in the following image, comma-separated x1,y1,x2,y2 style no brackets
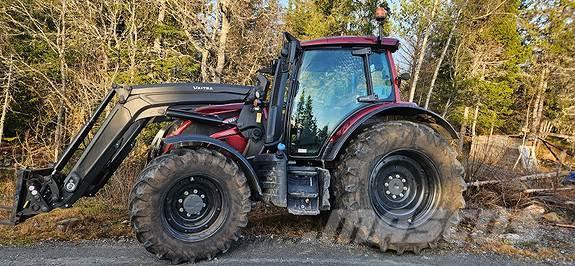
287,166,331,215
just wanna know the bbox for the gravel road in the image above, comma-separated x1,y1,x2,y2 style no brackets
0,237,541,265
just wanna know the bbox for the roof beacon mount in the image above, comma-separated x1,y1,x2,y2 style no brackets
375,7,388,44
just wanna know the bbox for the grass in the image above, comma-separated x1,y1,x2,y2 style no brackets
0,169,132,245
0,201,326,246
244,203,327,238
0,199,131,245
0,145,147,246
482,243,566,260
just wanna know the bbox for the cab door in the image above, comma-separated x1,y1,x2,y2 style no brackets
265,33,301,146
288,48,395,157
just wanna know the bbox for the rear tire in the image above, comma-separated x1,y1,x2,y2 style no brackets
333,121,465,254
129,148,251,263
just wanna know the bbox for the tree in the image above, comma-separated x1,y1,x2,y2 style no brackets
0,56,13,145
406,0,440,103
0,0,282,163
520,0,575,136
423,3,464,109
286,0,390,39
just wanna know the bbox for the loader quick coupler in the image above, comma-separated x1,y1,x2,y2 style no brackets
1,167,61,225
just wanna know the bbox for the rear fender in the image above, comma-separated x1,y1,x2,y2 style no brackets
322,104,459,161
163,135,263,199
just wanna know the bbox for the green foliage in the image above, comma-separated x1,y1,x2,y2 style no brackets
423,0,530,134
286,0,390,39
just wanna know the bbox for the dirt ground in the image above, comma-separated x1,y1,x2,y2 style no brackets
0,237,551,265
0,200,574,264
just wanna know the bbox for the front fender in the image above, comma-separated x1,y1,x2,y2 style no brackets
322,103,459,161
163,135,263,199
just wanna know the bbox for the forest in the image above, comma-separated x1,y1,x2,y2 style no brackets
0,0,573,173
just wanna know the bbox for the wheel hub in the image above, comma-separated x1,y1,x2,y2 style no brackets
385,175,407,198
182,194,205,215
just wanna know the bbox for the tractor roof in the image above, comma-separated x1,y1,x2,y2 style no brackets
301,36,400,52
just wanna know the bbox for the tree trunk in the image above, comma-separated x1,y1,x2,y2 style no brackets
424,7,462,109
153,0,166,56
128,0,138,84
441,97,451,118
531,67,548,134
531,92,541,133
200,48,210,82
0,56,13,145
459,106,469,153
523,96,532,133
471,104,480,138
408,0,440,103
54,0,67,160
214,0,230,83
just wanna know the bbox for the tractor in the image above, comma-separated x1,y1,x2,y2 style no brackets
1,10,465,263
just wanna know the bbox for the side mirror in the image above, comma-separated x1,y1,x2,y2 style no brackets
397,72,411,87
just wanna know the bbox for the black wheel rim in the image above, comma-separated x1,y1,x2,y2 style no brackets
368,149,440,229
162,175,228,242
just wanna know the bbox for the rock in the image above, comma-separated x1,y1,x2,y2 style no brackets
522,204,545,218
56,217,80,226
500,233,522,244
443,225,467,246
509,208,539,234
543,212,563,223
500,232,538,245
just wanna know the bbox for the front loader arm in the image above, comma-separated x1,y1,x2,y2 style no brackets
4,83,251,224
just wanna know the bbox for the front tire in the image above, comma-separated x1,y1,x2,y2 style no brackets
333,121,465,253
129,148,251,263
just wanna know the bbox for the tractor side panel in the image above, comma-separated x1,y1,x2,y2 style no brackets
158,103,247,155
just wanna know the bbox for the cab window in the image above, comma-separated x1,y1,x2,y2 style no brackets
289,49,367,155
369,51,394,100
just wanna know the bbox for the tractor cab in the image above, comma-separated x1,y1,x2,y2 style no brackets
260,34,402,158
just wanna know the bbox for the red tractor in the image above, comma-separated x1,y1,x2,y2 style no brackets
2,28,464,262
